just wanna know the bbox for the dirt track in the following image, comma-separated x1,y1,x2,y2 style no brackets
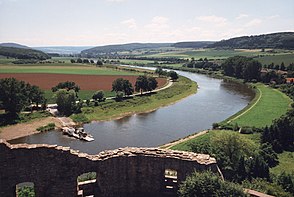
0,73,167,90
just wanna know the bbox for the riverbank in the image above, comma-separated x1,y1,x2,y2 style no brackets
163,84,292,150
221,83,292,128
0,117,62,141
71,76,197,122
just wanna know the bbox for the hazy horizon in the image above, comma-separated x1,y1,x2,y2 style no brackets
0,0,293,47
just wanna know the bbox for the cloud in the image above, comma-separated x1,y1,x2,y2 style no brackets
144,16,169,31
244,19,262,27
106,0,127,2
268,15,280,19
121,18,137,29
236,14,249,20
196,15,227,26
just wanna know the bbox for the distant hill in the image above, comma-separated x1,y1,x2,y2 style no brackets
0,42,30,49
0,46,50,60
34,46,93,54
81,43,172,56
207,32,294,49
172,41,215,48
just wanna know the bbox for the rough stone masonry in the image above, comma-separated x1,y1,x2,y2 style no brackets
0,139,220,197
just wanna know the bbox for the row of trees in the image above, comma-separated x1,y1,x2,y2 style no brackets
0,78,45,115
184,59,221,71
222,56,262,81
70,58,103,66
112,76,158,98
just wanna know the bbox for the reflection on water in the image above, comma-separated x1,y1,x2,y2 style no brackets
10,71,254,154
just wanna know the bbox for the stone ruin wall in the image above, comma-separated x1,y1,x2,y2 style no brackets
0,139,219,197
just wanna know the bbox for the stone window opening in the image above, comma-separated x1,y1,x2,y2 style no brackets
77,172,97,197
164,169,178,191
15,182,35,197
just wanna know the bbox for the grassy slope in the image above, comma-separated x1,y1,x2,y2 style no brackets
142,49,288,59
0,64,139,76
71,76,197,122
170,130,261,151
255,53,294,66
225,84,292,128
271,151,294,175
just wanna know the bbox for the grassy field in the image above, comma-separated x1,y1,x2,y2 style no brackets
224,84,292,128
141,49,290,60
71,76,197,122
271,151,294,175
0,64,140,76
44,90,115,104
255,53,294,66
170,130,260,151
112,59,156,65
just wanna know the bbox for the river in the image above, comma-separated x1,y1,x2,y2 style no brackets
10,69,254,154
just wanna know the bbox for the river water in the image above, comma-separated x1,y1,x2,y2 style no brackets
10,70,254,154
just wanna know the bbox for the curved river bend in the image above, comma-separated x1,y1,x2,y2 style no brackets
10,70,254,154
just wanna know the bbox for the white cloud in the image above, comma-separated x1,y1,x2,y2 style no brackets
196,15,227,27
268,15,280,19
121,18,137,29
236,14,249,20
144,16,169,31
106,0,127,2
244,19,262,27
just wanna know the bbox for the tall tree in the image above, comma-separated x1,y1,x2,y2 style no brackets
122,80,134,96
112,78,134,97
147,77,158,91
0,78,30,114
29,85,45,109
55,89,77,116
169,71,179,81
135,76,149,94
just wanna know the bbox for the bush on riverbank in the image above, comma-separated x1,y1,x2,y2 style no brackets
36,123,55,132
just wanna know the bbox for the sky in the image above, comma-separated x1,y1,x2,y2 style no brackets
0,0,293,47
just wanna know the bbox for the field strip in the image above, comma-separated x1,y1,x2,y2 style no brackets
227,86,262,123
160,130,208,150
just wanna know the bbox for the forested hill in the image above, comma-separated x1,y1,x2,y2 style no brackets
207,32,294,49
81,43,172,56
0,42,30,49
172,41,215,48
0,46,50,60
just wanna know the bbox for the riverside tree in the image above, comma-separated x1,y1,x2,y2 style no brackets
135,76,149,94
135,76,158,94
55,89,79,116
112,78,134,97
169,71,179,81
0,78,44,115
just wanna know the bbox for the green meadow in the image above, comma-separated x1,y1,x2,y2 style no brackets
225,84,292,128
0,64,139,76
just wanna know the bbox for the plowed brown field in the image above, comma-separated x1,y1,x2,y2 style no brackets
0,73,167,90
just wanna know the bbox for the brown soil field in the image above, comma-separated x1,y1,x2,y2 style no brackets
0,73,167,90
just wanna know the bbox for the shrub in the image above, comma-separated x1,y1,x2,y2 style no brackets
179,171,246,197
36,123,55,132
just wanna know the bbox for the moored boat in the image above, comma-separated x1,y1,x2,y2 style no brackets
61,127,94,142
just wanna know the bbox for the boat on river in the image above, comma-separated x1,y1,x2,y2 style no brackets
62,127,94,142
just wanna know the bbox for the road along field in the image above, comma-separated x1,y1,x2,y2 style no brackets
0,73,167,91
